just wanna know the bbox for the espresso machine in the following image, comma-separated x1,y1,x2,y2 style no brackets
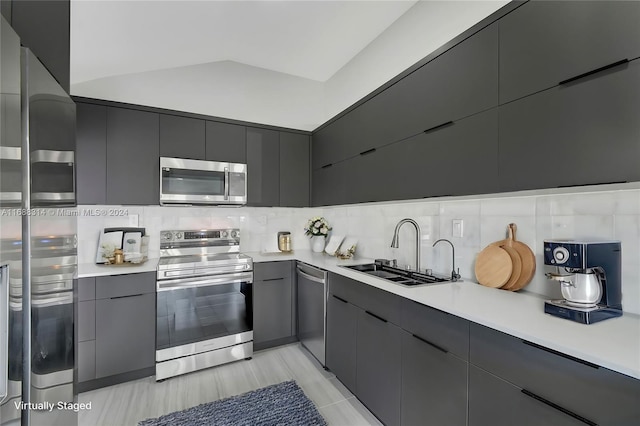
544,240,622,324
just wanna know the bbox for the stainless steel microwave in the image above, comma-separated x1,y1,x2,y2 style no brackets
159,157,247,205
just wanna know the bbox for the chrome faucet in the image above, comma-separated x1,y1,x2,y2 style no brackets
432,239,461,282
391,218,421,272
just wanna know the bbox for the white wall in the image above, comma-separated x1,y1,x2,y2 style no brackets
78,184,640,315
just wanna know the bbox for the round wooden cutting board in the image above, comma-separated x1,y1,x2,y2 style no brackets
500,245,522,290
475,245,513,288
491,223,535,291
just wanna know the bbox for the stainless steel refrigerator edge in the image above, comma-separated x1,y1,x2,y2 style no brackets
296,262,327,366
1,16,77,426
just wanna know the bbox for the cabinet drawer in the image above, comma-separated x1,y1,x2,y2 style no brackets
254,261,291,281
77,300,95,342
470,323,640,425
77,277,95,301
95,272,156,299
329,273,401,325
401,299,469,360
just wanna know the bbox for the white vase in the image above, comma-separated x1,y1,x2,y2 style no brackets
311,236,325,253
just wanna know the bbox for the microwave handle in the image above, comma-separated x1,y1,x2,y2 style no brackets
224,167,230,200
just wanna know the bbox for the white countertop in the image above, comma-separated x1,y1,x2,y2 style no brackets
249,250,640,380
77,250,640,380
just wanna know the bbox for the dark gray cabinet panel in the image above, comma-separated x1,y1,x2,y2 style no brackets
328,272,401,325
312,23,498,169
106,108,159,205
77,340,95,383
205,121,246,163
279,132,310,207
311,162,348,207
499,1,640,103
77,300,95,342
246,127,279,206
499,60,640,192
76,103,107,204
11,0,70,92
95,272,156,299
468,365,586,426
326,294,358,393
401,299,469,360
1,1,11,23
253,262,293,348
77,277,96,302
470,323,640,425
356,308,402,426
160,114,205,160
401,330,467,426
95,292,155,378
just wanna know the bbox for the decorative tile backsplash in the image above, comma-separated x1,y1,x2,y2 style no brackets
77,184,640,315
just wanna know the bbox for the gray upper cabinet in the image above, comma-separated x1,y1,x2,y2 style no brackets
76,103,107,204
499,1,640,104
160,114,205,160
499,59,640,192
106,107,159,205
279,132,310,207
206,121,246,163
246,127,279,206
312,23,498,170
311,162,348,207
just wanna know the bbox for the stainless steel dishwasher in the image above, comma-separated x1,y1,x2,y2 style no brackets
296,262,327,366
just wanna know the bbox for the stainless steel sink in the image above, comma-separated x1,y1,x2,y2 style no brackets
343,261,453,287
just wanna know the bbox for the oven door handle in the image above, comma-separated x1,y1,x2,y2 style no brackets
157,272,253,292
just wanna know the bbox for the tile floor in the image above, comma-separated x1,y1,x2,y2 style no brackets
78,343,382,425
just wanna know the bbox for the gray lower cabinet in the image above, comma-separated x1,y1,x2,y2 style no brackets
356,309,402,426
76,272,156,391
95,292,155,378
160,114,206,160
253,261,295,349
76,103,107,204
470,323,640,425
468,365,585,426
279,132,310,207
205,121,246,163
499,59,640,192
401,331,467,426
106,107,160,205
326,293,357,393
499,0,640,104
246,127,280,206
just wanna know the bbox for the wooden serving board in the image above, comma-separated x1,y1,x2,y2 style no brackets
491,223,535,291
475,245,513,288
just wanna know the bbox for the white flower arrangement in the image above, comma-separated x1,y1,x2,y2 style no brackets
304,217,332,238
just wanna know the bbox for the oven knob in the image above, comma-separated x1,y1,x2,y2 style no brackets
221,231,229,238
231,231,238,238
161,231,173,241
553,247,570,264
174,232,183,240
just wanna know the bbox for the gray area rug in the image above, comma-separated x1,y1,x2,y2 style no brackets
138,380,327,426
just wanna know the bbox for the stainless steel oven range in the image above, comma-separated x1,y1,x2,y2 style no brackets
155,228,253,381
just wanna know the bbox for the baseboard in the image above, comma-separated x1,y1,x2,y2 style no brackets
254,336,299,352
77,367,156,393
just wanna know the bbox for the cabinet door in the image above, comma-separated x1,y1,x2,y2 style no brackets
106,107,159,205
326,294,358,393
76,103,107,204
469,366,586,426
356,309,402,426
95,293,155,378
246,127,279,206
401,331,467,426
160,114,205,160
311,162,348,207
253,277,292,347
77,340,95,383
499,60,640,192
205,121,246,163
279,132,309,207
499,1,640,103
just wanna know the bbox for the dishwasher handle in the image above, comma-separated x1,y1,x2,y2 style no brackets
296,268,326,284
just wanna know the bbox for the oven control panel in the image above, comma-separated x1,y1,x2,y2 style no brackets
160,229,240,243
